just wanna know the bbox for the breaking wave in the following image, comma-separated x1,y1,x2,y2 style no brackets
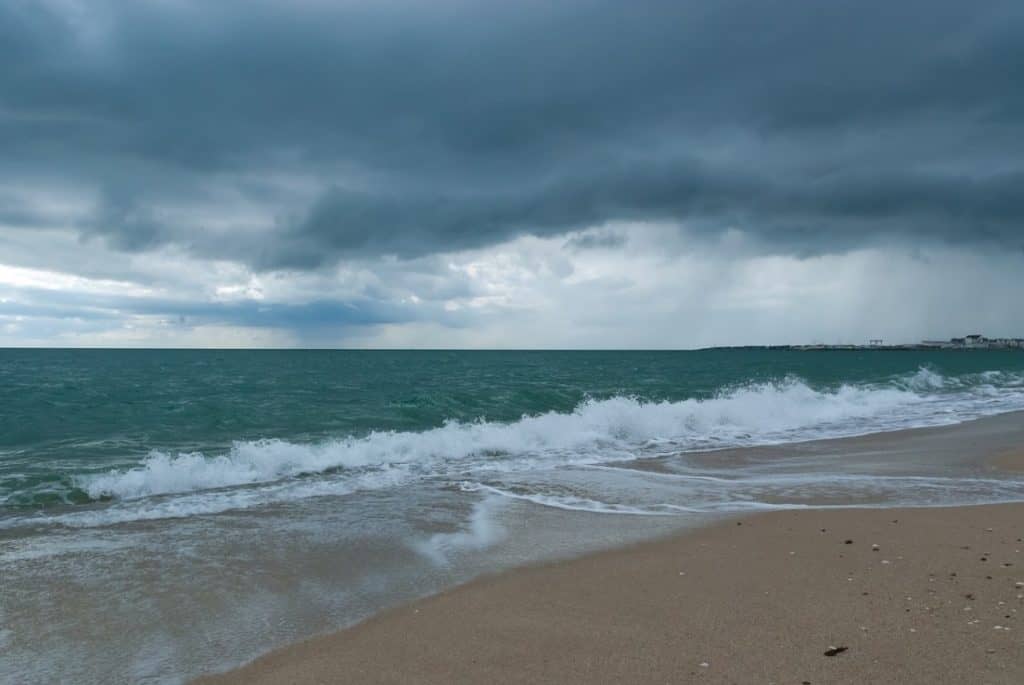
72,368,1024,506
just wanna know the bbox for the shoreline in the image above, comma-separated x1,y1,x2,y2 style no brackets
197,503,1024,685
196,417,1024,684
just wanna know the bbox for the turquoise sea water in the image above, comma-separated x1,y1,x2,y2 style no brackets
3,349,1024,683
4,348,1024,513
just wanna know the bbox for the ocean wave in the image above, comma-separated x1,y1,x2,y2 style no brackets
0,365,1009,528
75,376,925,499
74,368,1022,505
898,366,949,391
5,465,415,529
894,366,1024,393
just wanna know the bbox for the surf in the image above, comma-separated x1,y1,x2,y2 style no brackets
73,368,1024,505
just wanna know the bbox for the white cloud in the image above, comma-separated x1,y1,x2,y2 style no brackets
0,263,153,297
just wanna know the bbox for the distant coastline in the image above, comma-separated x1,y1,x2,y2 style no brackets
710,334,1024,352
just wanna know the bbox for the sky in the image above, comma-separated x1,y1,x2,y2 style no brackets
1,0,1022,348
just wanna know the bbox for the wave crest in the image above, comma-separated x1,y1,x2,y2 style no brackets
77,376,927,501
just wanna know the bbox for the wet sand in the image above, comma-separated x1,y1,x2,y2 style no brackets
992,447,1024,473
198,503,1024,684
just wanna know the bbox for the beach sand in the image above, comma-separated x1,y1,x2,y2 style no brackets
197,497,1024,684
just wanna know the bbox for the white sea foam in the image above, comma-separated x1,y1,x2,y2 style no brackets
460,481,696,515
902,366,948,390
462,475,1024,516
74,370,1024,508
8,466,415,529
413,494,507,565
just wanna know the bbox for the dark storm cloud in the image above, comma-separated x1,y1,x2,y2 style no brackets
2,0,1023,268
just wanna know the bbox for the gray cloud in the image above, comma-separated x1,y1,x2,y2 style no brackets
1,0,1023,270
0,286,427,332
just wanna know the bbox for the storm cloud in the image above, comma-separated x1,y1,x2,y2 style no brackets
1,0,1023,346
2,0,1023,266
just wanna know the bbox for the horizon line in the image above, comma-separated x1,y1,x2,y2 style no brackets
0,344,1011,352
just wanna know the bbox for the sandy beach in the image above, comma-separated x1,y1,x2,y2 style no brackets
199,499,1024,683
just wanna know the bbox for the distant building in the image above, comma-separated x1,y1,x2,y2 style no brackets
919,334,1024,350
780,333,1022,352
992,338,1024,349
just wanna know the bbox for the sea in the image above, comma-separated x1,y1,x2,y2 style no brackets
3,348,1024,683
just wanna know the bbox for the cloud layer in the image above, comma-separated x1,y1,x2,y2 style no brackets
1,0,1022,345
